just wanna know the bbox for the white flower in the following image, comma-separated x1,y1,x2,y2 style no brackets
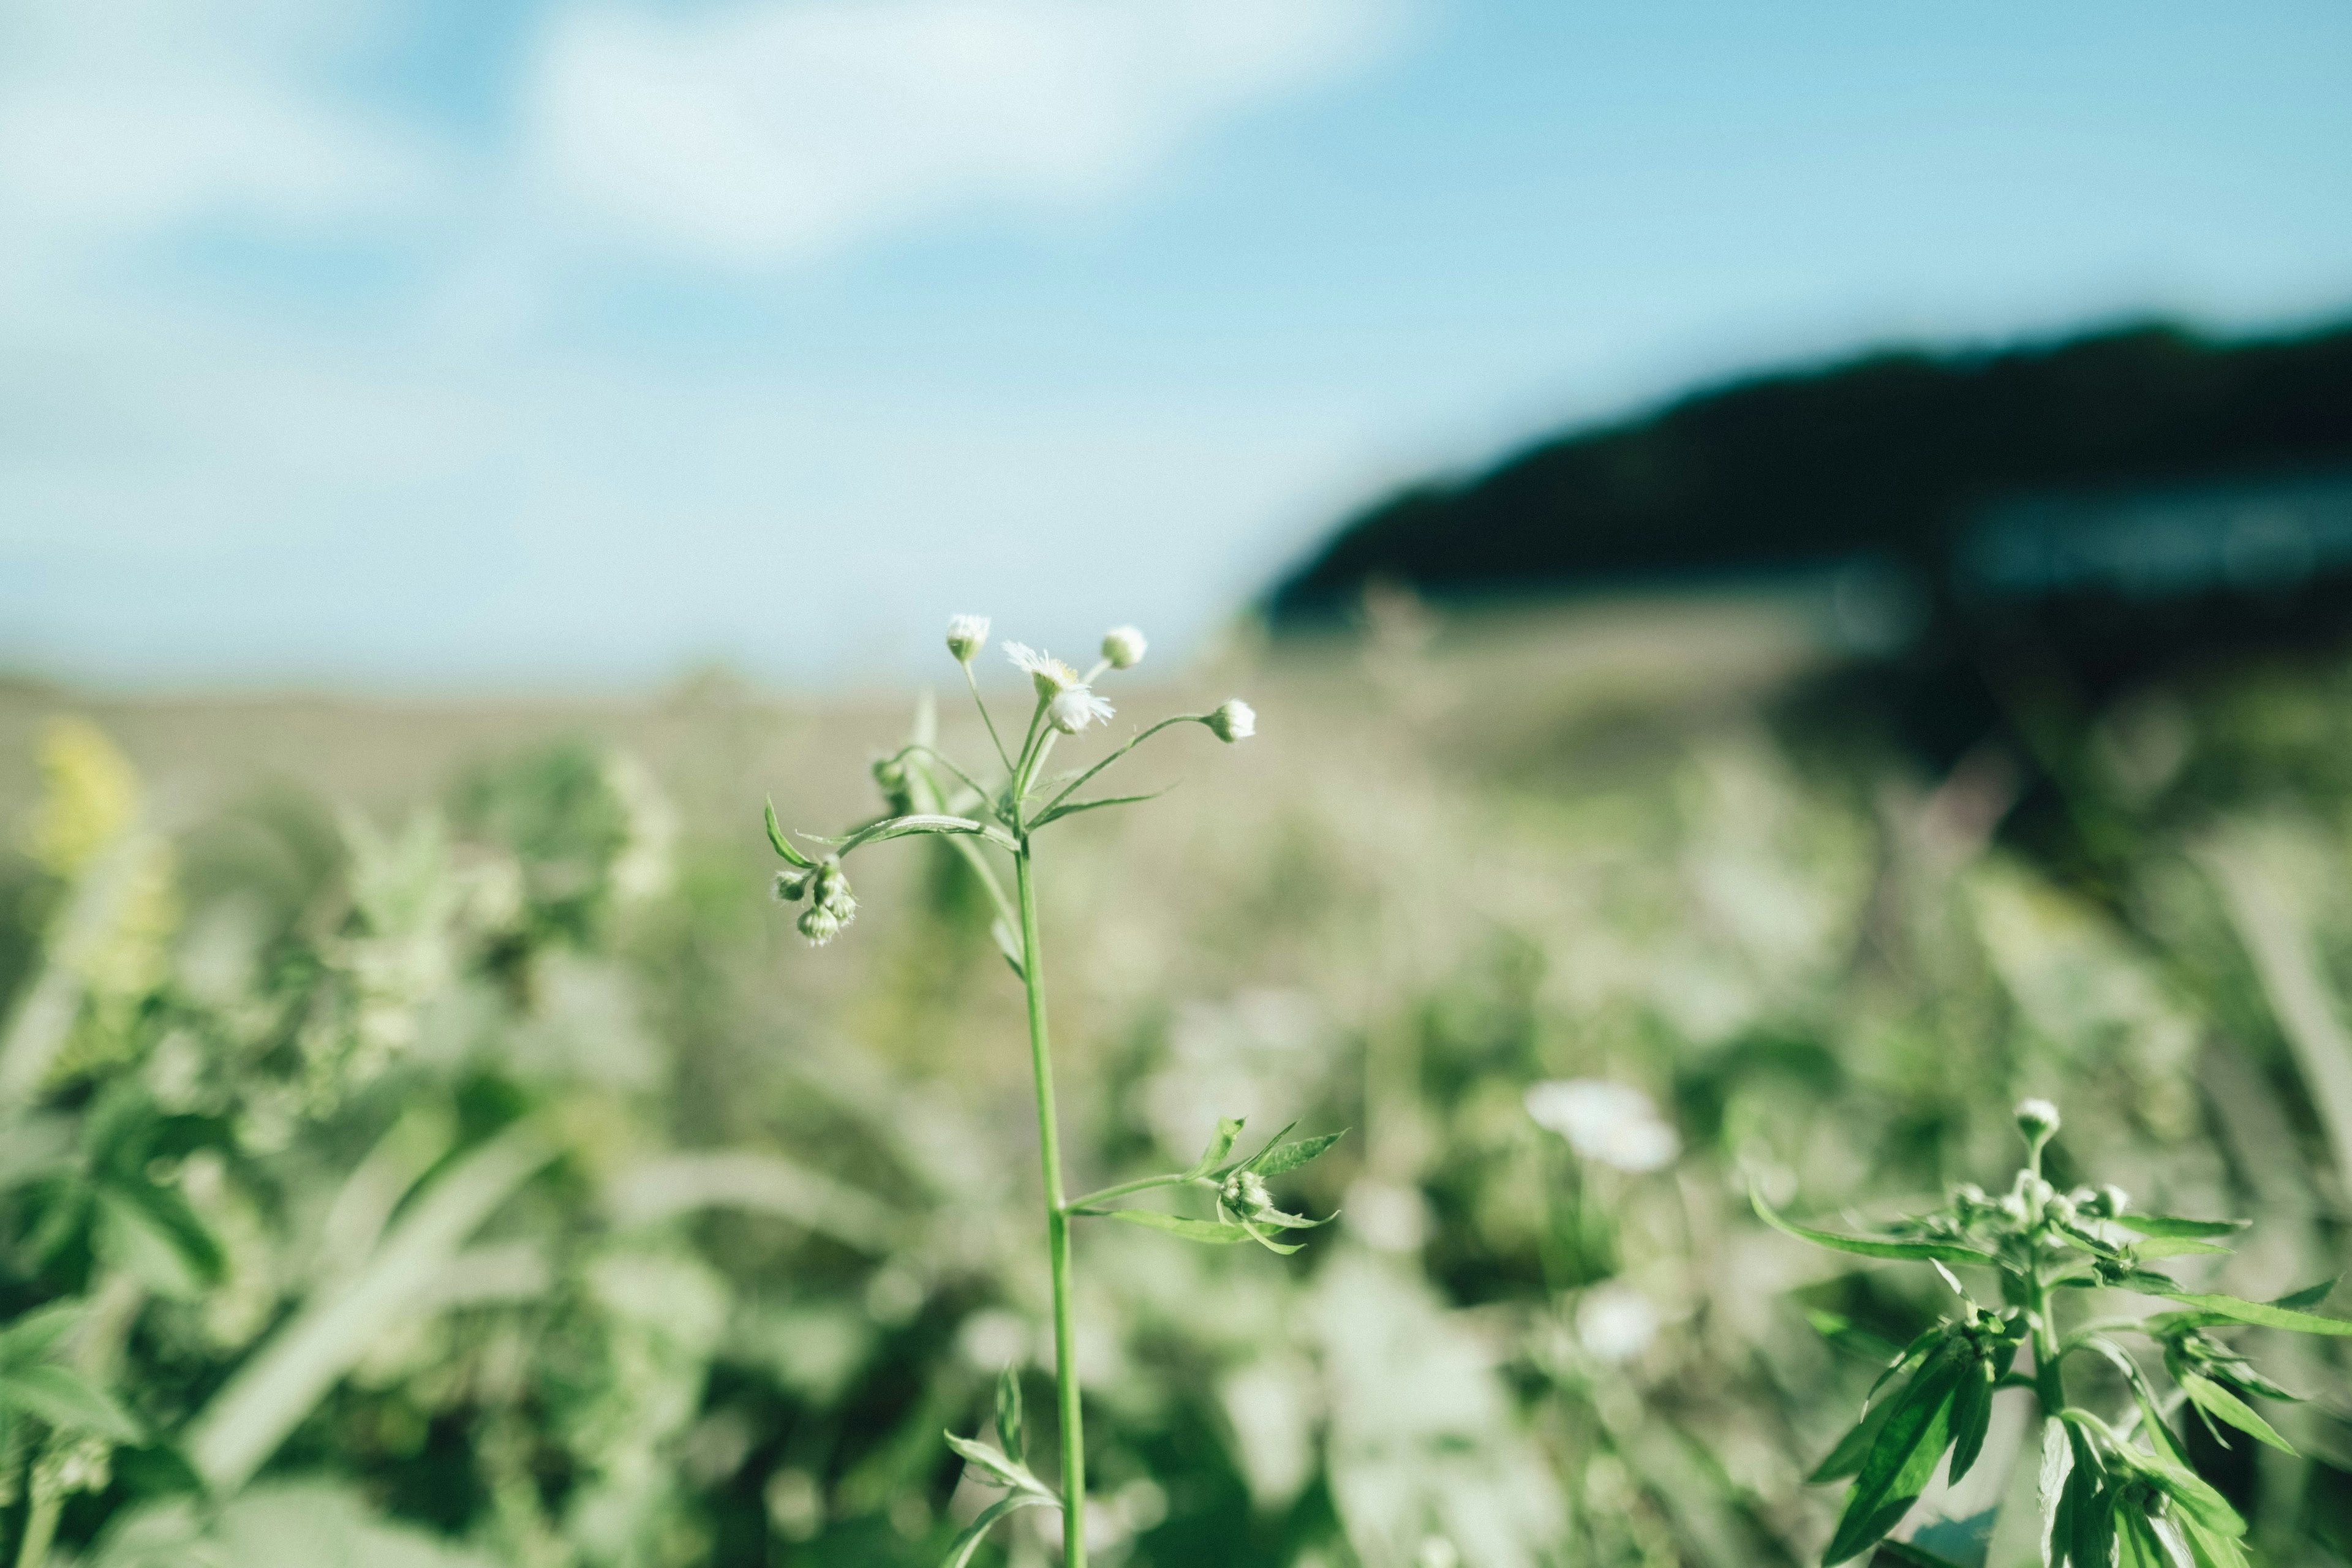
1207,698,1256,742
1101,625,1147,669
1577,1282,1659,1363
1005,641,1081,698
1525,1079,1680,1172
946,614,990,663
2015,1098,2060,1140
1048,685,1115,734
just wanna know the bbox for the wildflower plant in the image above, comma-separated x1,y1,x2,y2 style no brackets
1757,1099,2352,1567
763,618,1341,1567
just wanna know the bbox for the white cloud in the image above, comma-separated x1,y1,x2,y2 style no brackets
527,0,1401,266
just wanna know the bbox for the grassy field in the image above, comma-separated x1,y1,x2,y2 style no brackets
1,597,2349,1568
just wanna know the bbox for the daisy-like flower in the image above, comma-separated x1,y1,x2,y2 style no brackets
1101,625,1147,669
1207,699,1256,742
1047,685,1115,734
1525,1079,1680,1172
946,614,990,663
1004,641,1082,698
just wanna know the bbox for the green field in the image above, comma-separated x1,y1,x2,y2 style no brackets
2,600,2349,1568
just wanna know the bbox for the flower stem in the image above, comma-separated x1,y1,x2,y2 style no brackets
1016,847,1085,1568
15,1475,59,1568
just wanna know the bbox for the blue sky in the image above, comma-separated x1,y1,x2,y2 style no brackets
2,0,2347,692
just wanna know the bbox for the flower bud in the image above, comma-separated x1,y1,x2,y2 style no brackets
2095,1184,2129,1219
774,867,812,903
797,859,856,945
1221,1169,1273,1219
1207,699,1256,743
1101,625,1147,669
946,614,990,664
2015,1098,2060,1144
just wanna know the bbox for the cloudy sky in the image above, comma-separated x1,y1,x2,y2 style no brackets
2,0,2347,691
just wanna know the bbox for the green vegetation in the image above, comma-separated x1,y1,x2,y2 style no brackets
2,605,2351,1567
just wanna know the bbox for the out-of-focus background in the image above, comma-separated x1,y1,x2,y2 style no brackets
6,2,2352,1564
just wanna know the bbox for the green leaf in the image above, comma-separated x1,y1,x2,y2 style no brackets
1183,1118,1243,1180
95,1184,224,1298
1235,1215,1304,1256
943,1431,1051,1496
1810,1398,1896,1484
2069,1482,2115,1568
2156,1291,2352,1335
1032,791,1166,827
1804,1310,1901,1365
0,1363,142,1442
1822,1342,1964,1564
994,1367,1024,1463
941,1492,1055,1568
832,814,1021,856
2178,1374,2294,1455
1875,1542,1973,1568
764,797,815,867
1250,1131,1346,1179
1947,1355,1996,1484
990,918,1025,981
2269,1277,2338,1311
2130,1237,2234,1259
1866,1326,1951,1406
1752,1189,2003,1269
1101,1210,1252,1245
2112,1214,2247,1240
1248,1206,1336,1232
1220,1121,1297,1178
0,1302,84,1370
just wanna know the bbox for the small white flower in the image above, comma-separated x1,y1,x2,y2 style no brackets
1577,1282,1659,1363
1047,685,1115,734
1005,641,1082,698
2015,1098,2060,1140
1525,1079,1680,1172
1101,625,1147,669
946,614,990,663
1207,698,1256,742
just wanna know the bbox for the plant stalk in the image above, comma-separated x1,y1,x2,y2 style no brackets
1016,848,1085,1567
14,1471,59,1568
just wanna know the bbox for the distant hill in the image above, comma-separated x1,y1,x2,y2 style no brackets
1266,320,2352,625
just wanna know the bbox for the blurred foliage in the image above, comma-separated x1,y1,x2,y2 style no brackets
1,623,2351,1567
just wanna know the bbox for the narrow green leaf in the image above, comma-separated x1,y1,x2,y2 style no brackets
2174,1513,2251,1568
942,1492,1055,1568
1948,1355,1995,1484
2269,1277,2339,1311
994,1367,1024,1463
764,797,815,867
1866,1326,1951,1406
2156,1291,2352,1335
0,1302,84,1370
95,1183,224,1298
1251,1131,1346,1179
2111,1214,2248,1240
1752,1189,2003,1269
1223,1121,1297,1178
2070,1482,2115,1568
943,1431,1051,1496
1250,1206,1337,1232
1101,1210,1252,1245
1810,1398,1894,1484
0,1364,141,1442
991,918,1025,980
834,813,1021,856
1822,1343,1964,1564
1875,1541,1973,1568
1236,1215,1304,1256
1804,1310,1901,1365
2130,1237,2233,1259
1183,1118,1243,1180
1032,791,1166,827
2177,1374,2294,1455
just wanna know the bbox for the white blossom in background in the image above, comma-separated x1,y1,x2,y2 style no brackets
1524,1078,1680,1172
1047,685,1115,734
1576,1282,1659,1363
1342,1178,1430,1253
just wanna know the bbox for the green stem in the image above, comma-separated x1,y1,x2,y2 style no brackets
964,663,1017,775
15,1476,59,1568
2029,1243,2065,1417
1016,849,1085,1568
